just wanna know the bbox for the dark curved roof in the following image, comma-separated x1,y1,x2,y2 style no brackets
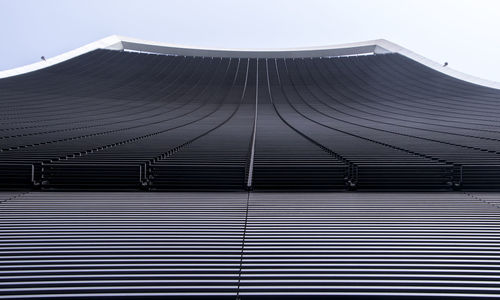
1,49,500,191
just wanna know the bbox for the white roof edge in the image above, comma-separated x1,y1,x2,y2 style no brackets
115,35,382,57
375,39,500,90
1,35,499,90
0,35,123,79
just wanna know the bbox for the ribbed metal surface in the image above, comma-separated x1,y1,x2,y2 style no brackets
252,59,347,190
1,51,500,190
2,192,500,298
151,59,254,191
0,192,247,298
0,193,24,203
240,192,500,298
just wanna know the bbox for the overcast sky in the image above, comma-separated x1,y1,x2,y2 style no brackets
1,0,500,82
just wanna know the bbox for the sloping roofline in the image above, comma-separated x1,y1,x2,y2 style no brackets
1,35,499,90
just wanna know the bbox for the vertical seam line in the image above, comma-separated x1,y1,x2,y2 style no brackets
236,191,251,299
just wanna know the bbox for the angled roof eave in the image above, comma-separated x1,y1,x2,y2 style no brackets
0,35,499,90
0,35,123,79
375,39,500,90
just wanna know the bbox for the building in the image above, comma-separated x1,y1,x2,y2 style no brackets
1,36,500,299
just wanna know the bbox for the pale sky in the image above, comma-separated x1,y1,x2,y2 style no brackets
1,0,500,82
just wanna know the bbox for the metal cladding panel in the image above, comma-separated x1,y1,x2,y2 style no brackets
1,50,500,190
0,192,248,298
1,192,500,298
240,192,500,298
2,39,500,299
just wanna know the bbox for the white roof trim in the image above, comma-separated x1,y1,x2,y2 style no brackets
0,36,123,79
375,39,500,90
117,35,386,58
0,35,499,90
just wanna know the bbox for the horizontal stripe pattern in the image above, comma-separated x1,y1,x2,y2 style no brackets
2,192,500,298
1,51,500,190
241,192,500,298
0,192,247,298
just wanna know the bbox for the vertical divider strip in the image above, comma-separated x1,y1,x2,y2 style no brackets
236,191,251,299
246,59,259,189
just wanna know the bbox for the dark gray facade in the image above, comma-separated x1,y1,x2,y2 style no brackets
1,42,500,299
1,50,500,191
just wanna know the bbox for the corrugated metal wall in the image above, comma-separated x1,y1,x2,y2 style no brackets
2,192,500,298
2,51,500,191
